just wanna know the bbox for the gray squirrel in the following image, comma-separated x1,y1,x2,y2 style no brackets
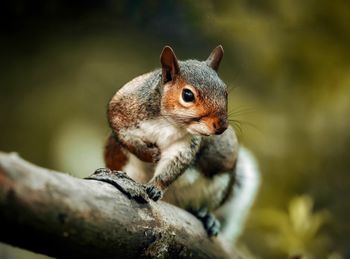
98,46,260,244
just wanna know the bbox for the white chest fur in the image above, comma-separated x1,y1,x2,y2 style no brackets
123,118,230,211
122,118,193,181
129,118,189,150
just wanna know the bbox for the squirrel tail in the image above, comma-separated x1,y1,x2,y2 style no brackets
219,147,261,245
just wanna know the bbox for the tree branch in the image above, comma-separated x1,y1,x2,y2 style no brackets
0,152,238,258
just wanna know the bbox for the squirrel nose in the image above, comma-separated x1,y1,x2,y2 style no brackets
213,120,228,135
214,126,227,135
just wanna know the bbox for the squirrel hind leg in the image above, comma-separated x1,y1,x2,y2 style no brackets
104,133,129,171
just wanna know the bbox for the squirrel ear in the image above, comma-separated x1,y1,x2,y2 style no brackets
206,45,224,72
160,46,180,84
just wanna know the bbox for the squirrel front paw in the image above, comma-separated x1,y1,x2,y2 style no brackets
85,168,149,203
144,184,163,201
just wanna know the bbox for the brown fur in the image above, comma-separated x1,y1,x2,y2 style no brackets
161,77,226,135
104,134,128,170
161,78,215,119
161,78,187,112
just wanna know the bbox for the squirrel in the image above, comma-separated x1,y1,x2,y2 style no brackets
97,45,260,243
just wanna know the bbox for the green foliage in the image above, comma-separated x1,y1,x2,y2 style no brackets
244,195,332,258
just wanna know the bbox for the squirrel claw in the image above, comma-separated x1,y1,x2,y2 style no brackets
144,184,163,201
189,208,221,237
203,214,221,236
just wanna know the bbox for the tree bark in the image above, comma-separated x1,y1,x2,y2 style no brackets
0,152,238,259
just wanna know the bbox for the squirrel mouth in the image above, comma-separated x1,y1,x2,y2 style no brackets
186,127,211,136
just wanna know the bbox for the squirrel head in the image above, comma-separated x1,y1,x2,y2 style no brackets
160,46,228,136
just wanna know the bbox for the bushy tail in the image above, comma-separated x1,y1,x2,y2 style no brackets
220,147,261,245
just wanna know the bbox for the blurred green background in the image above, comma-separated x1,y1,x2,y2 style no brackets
0,1,349,258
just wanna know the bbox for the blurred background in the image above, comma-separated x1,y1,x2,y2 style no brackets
1,0,349,258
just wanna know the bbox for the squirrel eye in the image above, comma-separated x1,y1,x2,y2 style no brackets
182,89,195,102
